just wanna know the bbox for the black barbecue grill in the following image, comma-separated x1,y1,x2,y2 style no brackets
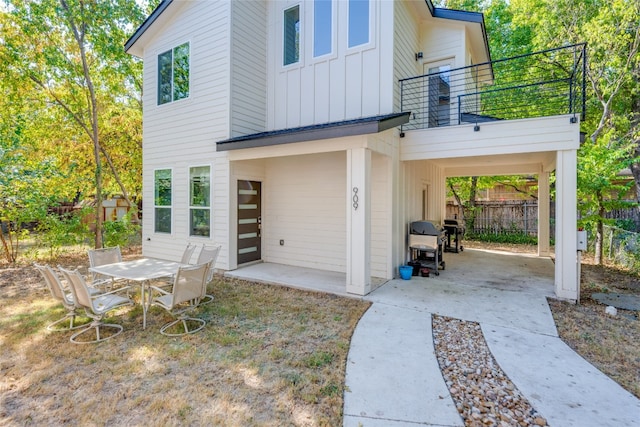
443,218,465,253
408,221,445,275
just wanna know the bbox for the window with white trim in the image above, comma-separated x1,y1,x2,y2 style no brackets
189,166,211,237
283,5,300,66
348,0,369,48
157,42,190,105
154,169,172,233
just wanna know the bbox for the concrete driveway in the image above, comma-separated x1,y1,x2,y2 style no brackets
343,248,640,427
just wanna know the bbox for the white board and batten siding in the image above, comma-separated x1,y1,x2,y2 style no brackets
141,0,232,265
266,0,395,131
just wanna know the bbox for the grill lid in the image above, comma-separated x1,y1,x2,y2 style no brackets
410,221,442,236
444,218,463,228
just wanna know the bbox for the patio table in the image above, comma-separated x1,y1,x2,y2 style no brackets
88,258,187,329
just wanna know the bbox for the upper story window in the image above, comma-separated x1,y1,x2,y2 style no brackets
154,169,172,233
348,0,369,48
313,0,332,57
283,5,300,66
157,42,190,105
189,166,211,237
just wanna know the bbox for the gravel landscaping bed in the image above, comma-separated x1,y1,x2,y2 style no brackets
433,315,549,427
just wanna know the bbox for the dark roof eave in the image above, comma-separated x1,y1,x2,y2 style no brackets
216,112,410,152
432,7,492,64
125,0,174,55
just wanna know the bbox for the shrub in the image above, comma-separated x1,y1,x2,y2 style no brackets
102,211,141,248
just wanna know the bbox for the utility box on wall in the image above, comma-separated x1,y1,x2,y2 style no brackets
577,230,587,251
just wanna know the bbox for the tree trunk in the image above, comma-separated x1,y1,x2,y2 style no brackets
594,191,605,265
464,177,479,233
447,181,464,221
61,0,103,248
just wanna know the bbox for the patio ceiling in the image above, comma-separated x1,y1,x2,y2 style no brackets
426,151,557,177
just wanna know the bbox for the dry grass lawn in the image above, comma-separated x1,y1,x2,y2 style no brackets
2,242,639,425
0,247,371,426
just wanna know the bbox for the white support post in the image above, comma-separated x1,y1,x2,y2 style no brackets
538,171,551,257
346,148,371,295
555,149,578,301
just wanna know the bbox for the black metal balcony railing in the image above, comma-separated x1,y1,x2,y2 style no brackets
399,43,586,131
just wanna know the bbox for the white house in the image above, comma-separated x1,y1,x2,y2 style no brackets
125,0,584,301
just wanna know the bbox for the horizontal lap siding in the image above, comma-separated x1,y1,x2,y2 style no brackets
263,153,347,272
141,1,231,262
371,151,390,278
394,1,421,112
422,23,465,66
230,0,267,137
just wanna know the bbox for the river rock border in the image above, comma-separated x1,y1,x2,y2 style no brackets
432,315,549,427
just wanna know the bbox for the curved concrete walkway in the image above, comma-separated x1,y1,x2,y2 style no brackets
343,249,640,427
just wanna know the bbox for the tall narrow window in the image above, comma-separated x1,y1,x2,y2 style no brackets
189,166,211,237
348,0,369,48
283,5,300,65
314,0,332,57
157,42,190,105
154,169,172,233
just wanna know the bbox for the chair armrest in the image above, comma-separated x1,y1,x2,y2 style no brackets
149,285,171,296
91,285,132,299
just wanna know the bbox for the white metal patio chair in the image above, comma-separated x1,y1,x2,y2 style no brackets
195,244,221,304
157,243,198,288
35,263,96,331
87,246,126,290
59,266,133,344
149,263,209,336
181,243,197,264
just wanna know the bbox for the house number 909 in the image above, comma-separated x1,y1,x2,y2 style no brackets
352,187,359,210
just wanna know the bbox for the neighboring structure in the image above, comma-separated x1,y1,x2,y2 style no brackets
125,0,584,301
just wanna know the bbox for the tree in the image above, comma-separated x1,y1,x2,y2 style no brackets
1,0,152,248
511,0,640,263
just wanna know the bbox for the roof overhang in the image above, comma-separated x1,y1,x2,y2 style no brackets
125,0,175,57
432,7,492,65
216,112,411,152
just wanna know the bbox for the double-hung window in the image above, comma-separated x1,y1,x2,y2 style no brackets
283,5,300,66
154,169,172,233
189,166,211,237
348,0,369,48
157,42,190,105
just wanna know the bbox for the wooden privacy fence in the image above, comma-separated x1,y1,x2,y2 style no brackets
446,201,544,236
446,200,640,237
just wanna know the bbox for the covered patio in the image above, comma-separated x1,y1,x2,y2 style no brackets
224,246,555,301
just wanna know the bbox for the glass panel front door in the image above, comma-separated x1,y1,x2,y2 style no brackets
237,180,261,264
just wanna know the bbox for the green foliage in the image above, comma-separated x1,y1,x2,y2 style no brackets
1,0,156,248
303,351,334,369
0,141,58,263
102,211,141,249
35,208,92,259
466,232,538,246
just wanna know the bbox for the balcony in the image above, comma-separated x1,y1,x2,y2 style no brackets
399,43,586,132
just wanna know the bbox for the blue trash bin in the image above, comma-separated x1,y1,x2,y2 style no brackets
399,265,413,280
